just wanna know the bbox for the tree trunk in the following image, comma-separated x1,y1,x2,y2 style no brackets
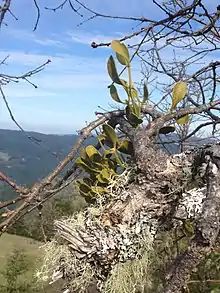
44,135,220,293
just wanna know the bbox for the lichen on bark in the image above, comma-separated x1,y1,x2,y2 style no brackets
37,136,220,293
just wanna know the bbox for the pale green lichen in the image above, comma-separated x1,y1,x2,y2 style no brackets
104,243,155,293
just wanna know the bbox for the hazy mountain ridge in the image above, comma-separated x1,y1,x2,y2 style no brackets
0,128,217,186
0,129,95,185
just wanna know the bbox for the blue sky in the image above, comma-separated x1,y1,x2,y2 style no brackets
0,0,218,134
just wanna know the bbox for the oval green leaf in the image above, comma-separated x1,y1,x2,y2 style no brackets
91,186,108,196
101,168,111,180
126,108,143,127
176,114,190,125
110,84,124,104
118,139,134,155
107,55,122,85
85,145,101,158
131,102,141,117
170,81,187,112
143,83,149,104
96,173,109,184
159,125,176,135
75,157,99,174
131,87,138,100
111,40,130,66
103,124,118,148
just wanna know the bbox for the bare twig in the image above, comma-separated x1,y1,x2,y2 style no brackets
33,0,40,31
0,172,29,195
0,0,11,27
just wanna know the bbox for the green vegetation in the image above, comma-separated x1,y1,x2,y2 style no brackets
75,41,190,203
0,129,96,186
0,234,41,290
8,184,87,242
0,234,41,275
0,235,63,293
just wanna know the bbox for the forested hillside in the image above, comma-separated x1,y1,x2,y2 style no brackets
0,128,215,203
0,129,96,185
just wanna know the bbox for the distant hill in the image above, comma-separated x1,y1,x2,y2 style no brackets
0,129,95,185
0,128,216,190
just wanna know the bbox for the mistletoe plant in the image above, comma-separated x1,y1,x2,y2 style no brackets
76,40,189,202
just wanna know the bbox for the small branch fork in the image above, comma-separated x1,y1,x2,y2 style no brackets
0,58,61,157
0,0,12,27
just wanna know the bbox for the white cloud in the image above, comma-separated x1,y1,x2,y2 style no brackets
0,49,142,90
4,28,64,47
0,47,144,133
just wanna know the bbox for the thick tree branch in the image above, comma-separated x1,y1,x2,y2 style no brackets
160,146,220,293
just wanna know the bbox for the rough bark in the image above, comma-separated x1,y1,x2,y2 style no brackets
45,136,220,293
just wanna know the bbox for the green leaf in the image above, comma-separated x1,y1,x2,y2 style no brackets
110,85,125,104
96,168,112,184
126,106,143,127
96,173,109,184
159,125,176,135
170,81,187,112
83,178,93,186
75,157,99,174
91,186,108,196
77,183,94,203
132,102,141,117
116,53,128,66
118,139,134,155
182,220,195,236
85,145,102,162
129,113,143,127
130,87,138,100
102,139,114,148
176,114,190,125
101,168,111,180
143,83,149,104
107,55,122,85
111,40,130,66
78,182,91,193
85,145,100,158
92,160,108,170
103,124,118,148
80,148,88,160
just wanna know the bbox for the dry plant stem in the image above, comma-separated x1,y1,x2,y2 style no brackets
0,0,11,26
0,60,55,156
0,197,26,209
90,0,202,48
45,0,154,22
33,0,40,31
0,172,29,195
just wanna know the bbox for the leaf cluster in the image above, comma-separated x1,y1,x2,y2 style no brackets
76,123,133,201
77,41,190,201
